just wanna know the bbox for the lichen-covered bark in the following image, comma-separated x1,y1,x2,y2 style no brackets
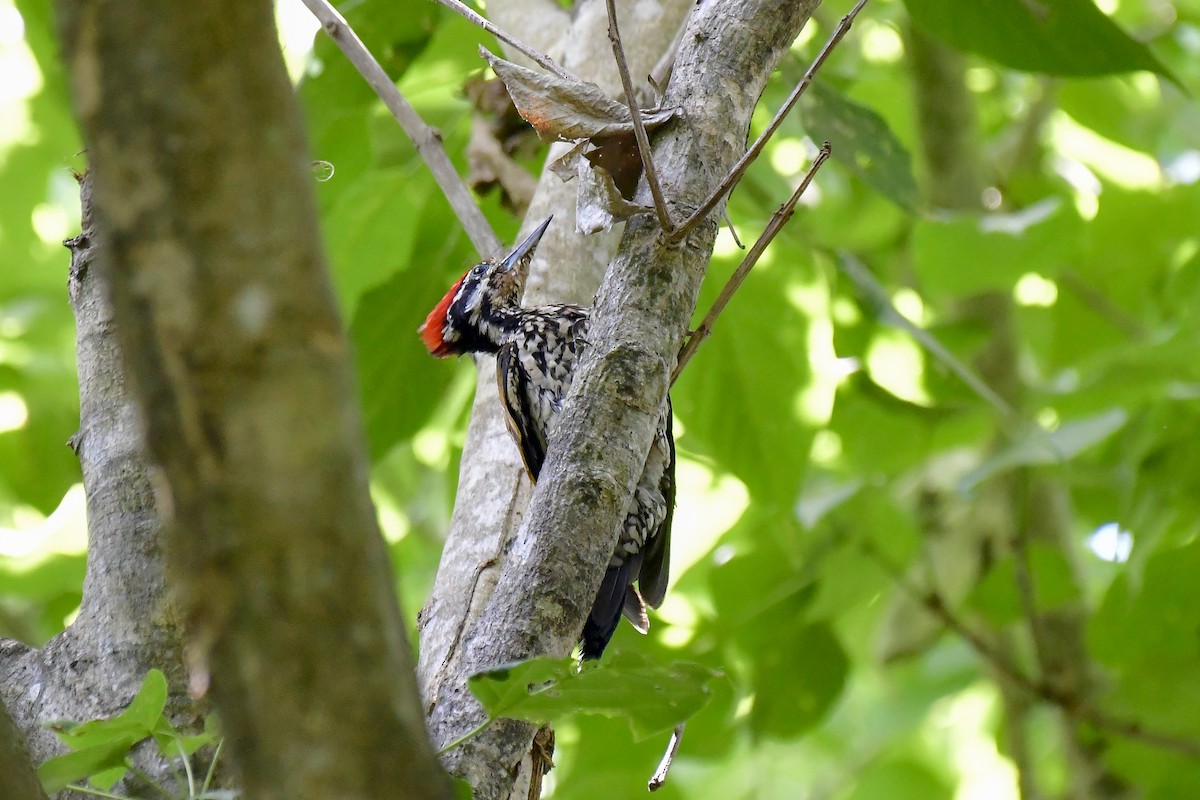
421,2,820,797
53,1,452,798
416,3,692,795
417,0,689,719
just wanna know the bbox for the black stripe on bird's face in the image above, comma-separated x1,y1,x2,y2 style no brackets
420,217,553,356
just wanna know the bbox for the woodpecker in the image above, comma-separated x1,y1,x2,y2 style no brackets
419,217,675,659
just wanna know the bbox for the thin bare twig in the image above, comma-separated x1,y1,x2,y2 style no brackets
300,0,502,258
671,142,832,384
647,723,685,791
605,0,674,233
723,209,744,249
433,0,577,82
861,539,1200,760
668,0,868,244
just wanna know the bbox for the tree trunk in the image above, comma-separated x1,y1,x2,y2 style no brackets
49,1,453,798
419,2,821,797
0,171,195,798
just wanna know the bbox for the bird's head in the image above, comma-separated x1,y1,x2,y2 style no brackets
419,216,552,357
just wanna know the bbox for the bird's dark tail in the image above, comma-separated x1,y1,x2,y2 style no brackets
580,557,646,660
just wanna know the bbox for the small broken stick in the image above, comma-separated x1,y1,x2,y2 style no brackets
648,723,685,792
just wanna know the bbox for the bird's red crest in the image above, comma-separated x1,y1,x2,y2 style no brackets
419,274,465,357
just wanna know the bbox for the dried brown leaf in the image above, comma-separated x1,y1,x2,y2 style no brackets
481,48,676,142
583,133,643,200
549,142,586,183
576,162,651,235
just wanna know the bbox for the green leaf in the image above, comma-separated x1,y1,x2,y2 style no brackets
469,652,722,740
468,657,577,717
152,714,215,759
826,375,963,477
1106,738,1200,799
1088,552,1200,746
174,731,215,758
51,670,168,752
709,537,815,625
800,81,920,211
89,764,128,792
904,0,1177,83
53,718,149,751
674,251,817,501
1057,77,1170,154
323,167,433,315
795,475,863,530
749,621,847,739
204,711,224,738
966,543,1080,626
1091,540,1200,667
39,669,204,794
959,408,1128,490
452,775,475,800
845,758,954,800
299,0,441,187
808,537,888,620
911,198,1082,301
351,241,468,460
119,669,169,731
1076,186,1200,322
38,740,133,794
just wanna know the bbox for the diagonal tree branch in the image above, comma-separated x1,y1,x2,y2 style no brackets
1,172,197,793
672,141,831,383
422,4,823,798
416,6,693,799
668,0,867,244
301,0,501,258
434,0,577,81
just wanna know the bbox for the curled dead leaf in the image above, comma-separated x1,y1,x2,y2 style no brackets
576,162,652,235
481,48,677,142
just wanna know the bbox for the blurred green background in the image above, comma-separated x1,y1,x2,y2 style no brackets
3,0,1200,797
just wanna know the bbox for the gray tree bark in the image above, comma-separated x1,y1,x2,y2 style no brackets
46,1,453,798
418,2,821,798
0,172,196,798
416,0,689,717
418,4,691,797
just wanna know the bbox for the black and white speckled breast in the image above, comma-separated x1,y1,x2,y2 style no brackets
511,304,589,421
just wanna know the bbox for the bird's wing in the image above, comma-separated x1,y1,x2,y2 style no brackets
496,342,547,483
637,400,675,609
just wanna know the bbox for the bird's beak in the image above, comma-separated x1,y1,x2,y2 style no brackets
499,215,553,273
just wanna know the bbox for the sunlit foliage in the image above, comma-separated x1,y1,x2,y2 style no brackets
4,0,1200,796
